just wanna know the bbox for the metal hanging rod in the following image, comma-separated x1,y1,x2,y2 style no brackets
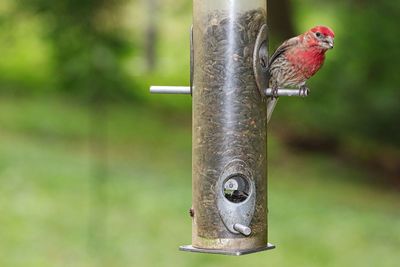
150,86,308,97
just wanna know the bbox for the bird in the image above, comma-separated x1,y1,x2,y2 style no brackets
268,25,335,98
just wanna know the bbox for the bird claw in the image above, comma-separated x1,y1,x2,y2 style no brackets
272,87,279,99
299,86,310,98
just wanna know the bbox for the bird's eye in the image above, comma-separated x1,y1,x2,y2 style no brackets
316,32,321,37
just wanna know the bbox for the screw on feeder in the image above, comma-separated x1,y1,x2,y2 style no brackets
224,178,239,191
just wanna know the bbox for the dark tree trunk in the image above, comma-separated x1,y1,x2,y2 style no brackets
268,0,295,41
146,0,158,70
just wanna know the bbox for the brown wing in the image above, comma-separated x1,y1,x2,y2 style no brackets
268,36,299,67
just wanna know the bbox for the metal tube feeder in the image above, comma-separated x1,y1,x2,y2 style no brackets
186,0,272,255
150,0,308,256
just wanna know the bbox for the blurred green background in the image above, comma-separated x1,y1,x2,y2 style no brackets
0,0,399,266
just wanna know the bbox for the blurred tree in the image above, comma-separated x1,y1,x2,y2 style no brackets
16,0,134,100
268,0,295,42
146,0,158,70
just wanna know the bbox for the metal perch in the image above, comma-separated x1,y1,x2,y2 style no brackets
150,86,308,97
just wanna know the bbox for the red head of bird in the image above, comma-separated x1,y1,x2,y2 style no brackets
302,25,335,51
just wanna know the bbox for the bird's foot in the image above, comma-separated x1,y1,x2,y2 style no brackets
299,86,310,98
272,86,279,99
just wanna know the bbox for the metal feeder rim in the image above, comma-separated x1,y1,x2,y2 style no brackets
179,243,275,256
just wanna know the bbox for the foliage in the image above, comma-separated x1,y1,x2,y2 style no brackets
12,0,135,100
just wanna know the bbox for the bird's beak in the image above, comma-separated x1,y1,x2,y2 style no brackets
325,36,334,49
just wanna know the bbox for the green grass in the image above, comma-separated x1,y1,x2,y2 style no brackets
0,96,399,266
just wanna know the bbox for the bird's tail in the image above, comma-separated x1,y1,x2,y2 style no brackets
266,97,278,123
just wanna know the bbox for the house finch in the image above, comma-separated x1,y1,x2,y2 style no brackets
268,25,335,97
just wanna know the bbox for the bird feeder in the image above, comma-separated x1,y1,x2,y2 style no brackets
150,0,307,256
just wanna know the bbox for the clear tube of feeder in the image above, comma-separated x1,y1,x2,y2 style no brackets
192,0,268,251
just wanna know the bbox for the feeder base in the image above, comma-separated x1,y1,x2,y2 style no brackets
179,243,275,256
